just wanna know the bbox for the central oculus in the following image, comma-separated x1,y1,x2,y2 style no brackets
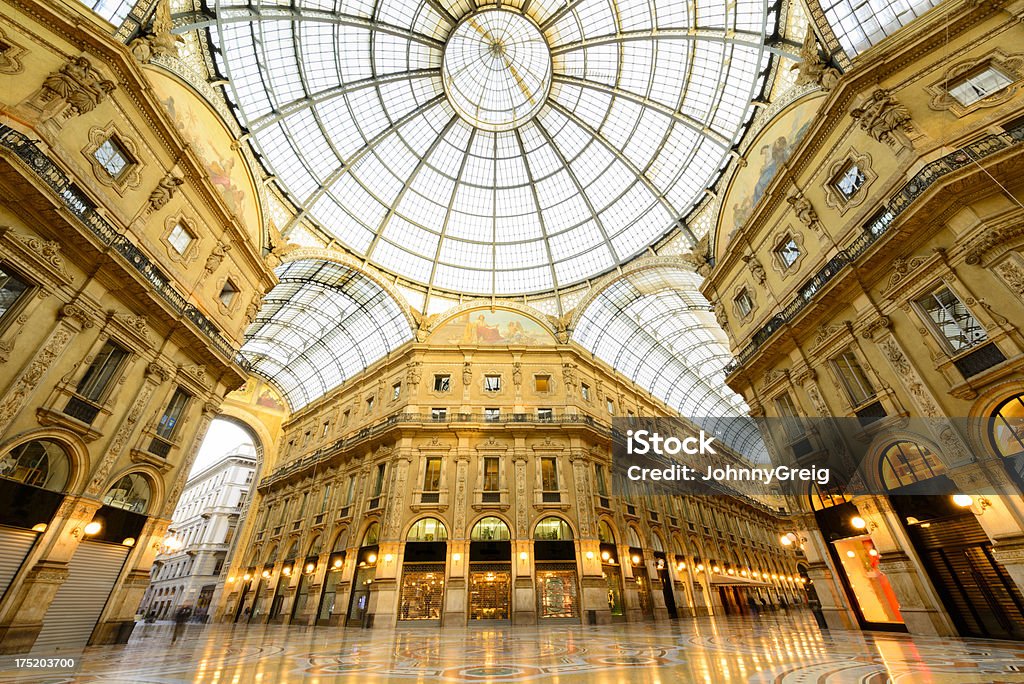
442,8,552,132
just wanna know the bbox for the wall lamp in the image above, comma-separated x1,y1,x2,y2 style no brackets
72,521,102,539
953,494,992,513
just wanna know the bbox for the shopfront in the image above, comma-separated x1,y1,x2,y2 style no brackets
534,517,579,621
598,521,624,620
316,550,345,625
398,518,447,623
469,517,511,621
347,523,380,626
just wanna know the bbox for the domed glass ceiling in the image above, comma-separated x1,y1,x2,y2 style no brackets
196,0,772,295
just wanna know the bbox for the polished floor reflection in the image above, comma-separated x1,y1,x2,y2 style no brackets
5,610,1024,683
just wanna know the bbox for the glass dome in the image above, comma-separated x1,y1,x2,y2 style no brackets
198,0,773,295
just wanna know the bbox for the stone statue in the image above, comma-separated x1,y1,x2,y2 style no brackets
129,0,184,64
792,27,841,91
851,90,913,147
148,174,184,212
39,56,115,120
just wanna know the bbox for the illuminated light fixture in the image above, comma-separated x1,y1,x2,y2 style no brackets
780,534,793,546
850,516,867,530
601,550,610,561
677,562,686,572
367,553,377,564
740,570,748,577
631,554,641,566
868,549,879,557
383,554,393,563
333,559,343,569
800,578,807,584
122,537,136,547
712,565,720,573
695,564,705,572
771,573,778,580
751,572,759,578
520,551,529,561
727,568,735,575
585,551,595,560
305,563,316,574
243,573,252,581
31,523,47,533
952,494,973,508
282,566,291,576
846,550,856,558
83,521,102,536
262,570,271,578
452,553,461,562
227,577,236,583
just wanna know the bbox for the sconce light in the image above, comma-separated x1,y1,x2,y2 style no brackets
227,576,236,584
305,562,316,574
383,554,393,563
262,570,271,578
849,516,877,532
585,551,595,560
726,568,735,575
711,565,720,573
519,551,529,561
677,562,686,572
952,493,992,513
333,559,343,569
366,553,377,565
656,559,665,570
122,537,136,547
631,554,641,566
601,550,610,561
695,563,705,572
780,534,793,546
31,523,47,533
282,566,291,576
73,521,103,539
452,553,461,562
243,573,252,581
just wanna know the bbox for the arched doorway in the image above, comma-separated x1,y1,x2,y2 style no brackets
626,526,653,619
316,528,347,625
650,533,677,618
398,517,447,623
883,440,1024,639
468,517,511,621
597,520,625,620
991,393,1024,488
533,516,579,621
347,522,379,625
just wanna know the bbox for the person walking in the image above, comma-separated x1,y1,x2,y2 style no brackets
171,605,192,643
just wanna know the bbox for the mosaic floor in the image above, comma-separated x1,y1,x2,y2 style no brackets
3,610,1024,683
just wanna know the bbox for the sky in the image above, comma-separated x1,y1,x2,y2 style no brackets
189,419,254,477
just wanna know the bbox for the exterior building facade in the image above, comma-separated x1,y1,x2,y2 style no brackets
702,0,1024,640
140,444,255,620
0,0,275,653
213,309,803,629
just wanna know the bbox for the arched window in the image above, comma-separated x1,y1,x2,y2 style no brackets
626,526,642,548
0,440,70,492
103,472,151,513
265,544,278,563
809,481,852,510
332,528,349,552
285,541,299,559
879,440,946,490
308,533,322,556
992,394,1024,458
650,533,665,553
408,517,448,542
534,517,572,541
598,520,616,544
471,516,510,541
362,522,380,546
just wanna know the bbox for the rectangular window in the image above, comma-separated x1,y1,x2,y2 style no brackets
916,286,987,353
541,457,558,491
832,350,876,406
297,492,308,518
774,236,801,268
484,407,500,422
320,484,332,513
483,457,500,492
392,383,401,400
366,396,374,412
342,410,351,425
345,475,355,505
774,392,804,442
156,388,190,439
606,398,615,415
372,463,386,497
167,223,194,255
949,66,1013,106
484,374,501,392
431,407,447,421
321,421,330,437
535,375,550,392
433,374,450,392
0,265,30,324
94,136,131,178
423,457,441,492
595,463,609,496
74,341,128,402
734,289,754,317
218,279,239,307
537,407,553,421
581,383,590,401
833,163,866,199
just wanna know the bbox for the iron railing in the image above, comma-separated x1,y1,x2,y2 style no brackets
0,126,249,370
726,122,1024,374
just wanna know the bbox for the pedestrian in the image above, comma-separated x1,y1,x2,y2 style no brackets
172,605,192,643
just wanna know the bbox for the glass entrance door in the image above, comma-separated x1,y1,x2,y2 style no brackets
469,565,511,620
347,566,376,624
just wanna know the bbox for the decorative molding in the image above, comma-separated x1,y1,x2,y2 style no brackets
59,303,96,330
926,49,1024,116
964,223,1024,266
0,26,27,75
110,312,152,348
0,326,73,432
994,254,1024,299
860,315,892,340
31,56,116,123
148,173,184,213
128,0,183,64
82,124,142,194
0,226,72,285
0,312,28,363
822,148,877,214
792,26,841,92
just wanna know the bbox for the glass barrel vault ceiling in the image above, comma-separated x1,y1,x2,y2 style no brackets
191,0,776,296
240,260,414,410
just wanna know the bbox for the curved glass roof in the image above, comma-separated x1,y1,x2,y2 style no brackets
76,0,135,24
240,259,413,410
193,0,774,295
822,0,944,57
572,267,767,461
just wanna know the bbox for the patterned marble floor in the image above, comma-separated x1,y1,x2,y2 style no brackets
3,610,1024,683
